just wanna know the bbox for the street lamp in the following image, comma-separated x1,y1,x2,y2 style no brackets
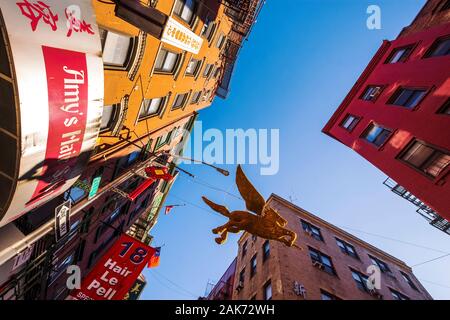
162,151,230,177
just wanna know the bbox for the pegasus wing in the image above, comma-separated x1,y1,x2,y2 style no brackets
202,196,230,217
236,165,266,215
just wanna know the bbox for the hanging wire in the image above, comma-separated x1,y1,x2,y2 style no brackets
412,253,450,268
148,271,197,299
337,225,450,255
152,269,200,298
177,173,242,200
169,193,225,220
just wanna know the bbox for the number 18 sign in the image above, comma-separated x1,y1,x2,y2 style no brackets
70,234,156,300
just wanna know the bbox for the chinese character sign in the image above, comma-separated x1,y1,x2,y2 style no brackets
16,0,94,37
161,17,203,54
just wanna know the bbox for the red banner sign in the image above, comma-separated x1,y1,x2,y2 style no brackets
26,46,89,207
70,234,156,300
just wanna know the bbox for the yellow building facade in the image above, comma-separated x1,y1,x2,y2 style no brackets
92,0,235,162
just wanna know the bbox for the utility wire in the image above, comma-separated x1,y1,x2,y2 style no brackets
412,253,450,268
149,271,196,299
152,269,200,298
178,173,242,200
170,193,225,220
338,225,450,255
418,278,450,290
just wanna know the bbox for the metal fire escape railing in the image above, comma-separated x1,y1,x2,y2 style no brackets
215,0,265,99
383,178,450,235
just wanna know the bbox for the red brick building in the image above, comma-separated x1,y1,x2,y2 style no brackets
322,0,450,227
230,194,432,300
205,258,236,300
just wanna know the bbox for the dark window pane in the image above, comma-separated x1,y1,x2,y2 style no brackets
401,140,450,177
0,29,11,77
428,37,450,57
363,124,391,147
387,46,413,63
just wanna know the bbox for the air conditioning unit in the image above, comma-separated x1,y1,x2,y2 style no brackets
236,281,244,292
305,229,313,237
312,261,324,270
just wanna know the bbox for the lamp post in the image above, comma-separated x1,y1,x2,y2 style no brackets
163,151,230,177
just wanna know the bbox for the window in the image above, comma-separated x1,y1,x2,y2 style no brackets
362,123,392,147
213,67,221,79
139,97,165,120
174,0,196,25
351,269,370,292
203,63,214,78
250,254,257,277
0,27,12,78
440,0,450,11
321,290,340,300
99,28,134,68
201,17,216,41
185,58,201,76
50,253,75,282
100,104,118,132
263,281,272,300
242,241,248,257
301,220,324,241
336,238,358,259
239,268,245,284
400,271,419,291
389,88,427,109
96,205,124,241
369,255,391,273
309,247,336,275
439,98,450,115
425,36,450,58
127,151,141,166
361,85,383,101
75,240,86,262
399,140,450,178
155,130,173,150
390,289,410,300
191,91,202,104
64,179,89,204
216,33,226,49
340,114,360,131
263,240,270,262
172,93,189,110
154,48,180,74
386,45,414,63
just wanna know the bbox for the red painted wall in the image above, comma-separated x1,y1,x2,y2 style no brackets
323,22,450,218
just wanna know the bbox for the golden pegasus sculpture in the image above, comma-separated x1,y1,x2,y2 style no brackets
202,165,301,250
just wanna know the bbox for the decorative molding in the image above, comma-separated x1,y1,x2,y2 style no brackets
128,31,147,81
111,95,130,136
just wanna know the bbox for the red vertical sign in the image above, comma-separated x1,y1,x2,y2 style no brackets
70,234,156,300
27,46,89,206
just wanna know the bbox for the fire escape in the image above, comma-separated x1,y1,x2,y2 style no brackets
215,0,265,99
383,178,450,235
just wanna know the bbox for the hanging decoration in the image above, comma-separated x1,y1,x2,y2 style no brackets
202,165,301,250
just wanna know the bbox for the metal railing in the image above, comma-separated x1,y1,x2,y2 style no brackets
383,177,450,235
215,0,265,99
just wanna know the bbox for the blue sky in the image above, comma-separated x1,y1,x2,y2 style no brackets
142,0,450,300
